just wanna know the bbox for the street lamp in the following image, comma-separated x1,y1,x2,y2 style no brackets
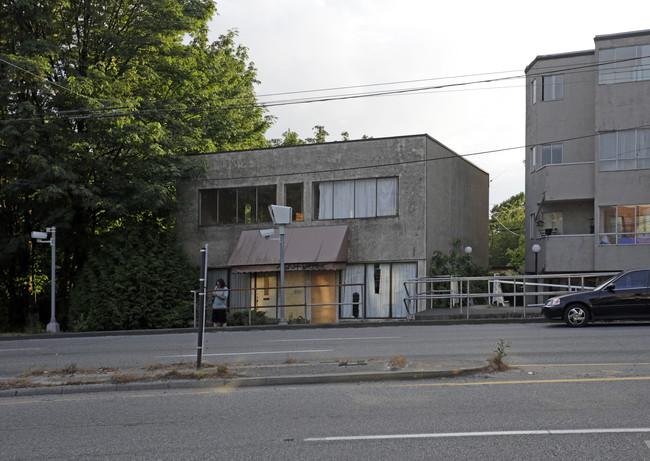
31,227,60,333
532,243,541,275
464,246,472,255
261,205,292,325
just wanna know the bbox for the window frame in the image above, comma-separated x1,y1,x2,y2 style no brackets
199,185,277,226
314,177,399,221
540,143,563,167
599,45,650,84
599,204,650,245
542,74,563,101
599,129,650,171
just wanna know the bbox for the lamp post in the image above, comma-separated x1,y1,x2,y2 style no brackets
532,243,541,275
31,227,60,333
262,205,292,326
464,246,472,255
532,243,542,306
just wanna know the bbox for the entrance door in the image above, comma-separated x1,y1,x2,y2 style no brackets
310,271,337,323
252,272,278,318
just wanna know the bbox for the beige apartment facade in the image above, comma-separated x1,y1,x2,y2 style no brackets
177,134,488,322
525,29,650,274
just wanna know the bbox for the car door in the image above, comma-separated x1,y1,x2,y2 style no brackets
591,270,650,319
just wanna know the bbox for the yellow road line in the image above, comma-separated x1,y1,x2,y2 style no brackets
517,362,650,367
394,376,650,387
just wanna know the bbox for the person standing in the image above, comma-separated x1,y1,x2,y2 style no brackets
211,278,229,327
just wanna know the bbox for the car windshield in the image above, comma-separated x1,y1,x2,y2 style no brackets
593,273,621,291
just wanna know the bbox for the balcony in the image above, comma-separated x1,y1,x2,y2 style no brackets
533,234,595,273
535,162,595,202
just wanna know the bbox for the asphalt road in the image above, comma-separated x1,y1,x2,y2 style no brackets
2,323,650,459
2,322,650,377
2,361,650,460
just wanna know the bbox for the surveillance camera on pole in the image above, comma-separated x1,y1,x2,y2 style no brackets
259,229,275,240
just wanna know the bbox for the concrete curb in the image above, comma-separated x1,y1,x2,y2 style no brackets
0,365,489,398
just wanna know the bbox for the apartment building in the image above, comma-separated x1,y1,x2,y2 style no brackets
176,134,488,322
525,29,650,274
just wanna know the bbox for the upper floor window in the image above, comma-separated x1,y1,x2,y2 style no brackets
530,78,537,105
542,75,563,101
599,45,650,84
315,177,398,220
285,183,304,222
599,129,650,171
541,144,563,166
199,185,276,225
600,204,650,245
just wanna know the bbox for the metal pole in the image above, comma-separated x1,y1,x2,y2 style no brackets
278,225,287,325
46,227,60,333
197,245,207,369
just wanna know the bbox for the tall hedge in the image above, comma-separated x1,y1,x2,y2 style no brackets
68,223,198,331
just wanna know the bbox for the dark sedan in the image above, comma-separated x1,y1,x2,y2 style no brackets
542,268,650,327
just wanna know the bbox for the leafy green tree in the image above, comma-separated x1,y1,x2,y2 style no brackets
305,125,329,144
430,238,483,278
270,129,304,147
0,0,271,331
488,192,525,271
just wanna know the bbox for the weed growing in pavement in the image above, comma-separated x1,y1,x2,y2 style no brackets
487,339,513,372
389,355,409,371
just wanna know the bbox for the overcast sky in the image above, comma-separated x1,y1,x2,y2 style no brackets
208,0,649,208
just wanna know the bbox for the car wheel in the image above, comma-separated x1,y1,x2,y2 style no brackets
564,304,589,327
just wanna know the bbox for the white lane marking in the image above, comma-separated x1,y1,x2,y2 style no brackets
269,336,400,342
645,440,650,450
305,427,650,442
160,349,334,358
0,348,42,352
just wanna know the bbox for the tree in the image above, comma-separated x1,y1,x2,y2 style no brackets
488,192,525,271
0,0,272,331
270,129,304,147
429,238,483,278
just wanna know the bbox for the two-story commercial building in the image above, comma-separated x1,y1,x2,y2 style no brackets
525,29,650,274
177,134,488,322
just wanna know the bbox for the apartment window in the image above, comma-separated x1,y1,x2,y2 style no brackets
600,204,650,244
314,177,398,220
285,183,304,221
599,129,650,171
599,45,650,84
199,185,276,225
541,143,563,166
530,78,537,105
542,212,563,235
542,75,563,101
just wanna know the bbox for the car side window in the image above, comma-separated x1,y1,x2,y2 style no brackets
615,270,650,289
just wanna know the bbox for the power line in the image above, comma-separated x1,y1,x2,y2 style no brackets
2,53,647,124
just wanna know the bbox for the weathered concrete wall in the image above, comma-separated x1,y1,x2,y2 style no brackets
177,134,488,273
425,137,489,269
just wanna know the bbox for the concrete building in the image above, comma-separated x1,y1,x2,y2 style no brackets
525,29,650,274
176,134,488,322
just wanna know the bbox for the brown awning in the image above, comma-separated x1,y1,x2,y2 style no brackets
228,225,349,273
